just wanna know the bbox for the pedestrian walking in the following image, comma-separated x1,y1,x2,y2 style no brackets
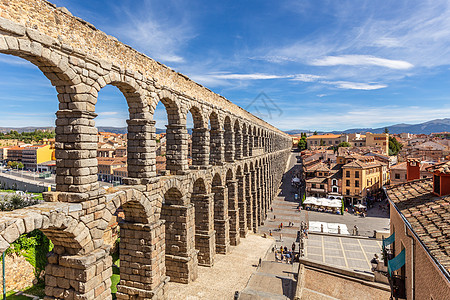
292,242,296,253
281,222,283,229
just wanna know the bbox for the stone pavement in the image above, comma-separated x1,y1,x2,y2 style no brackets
166,233,274,300
305,234,382,273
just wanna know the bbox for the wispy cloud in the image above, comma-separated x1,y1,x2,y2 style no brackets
310,55,413,70
322,81,387,90
210,73,290,80
111,0,195,63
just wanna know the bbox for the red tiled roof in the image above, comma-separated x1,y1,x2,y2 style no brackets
386,178,450,274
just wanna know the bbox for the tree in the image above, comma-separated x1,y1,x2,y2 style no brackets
320,139,325,146
313,131,318,135
337,142,351,148
388,136,403,156
384,127,389,134
297,136,307,151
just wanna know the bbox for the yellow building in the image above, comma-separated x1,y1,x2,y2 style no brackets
22,145,55,170
365,132,389,154
306,133,346,148
342,156,388,204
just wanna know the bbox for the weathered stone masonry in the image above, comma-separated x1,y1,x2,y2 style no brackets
0,1,292,299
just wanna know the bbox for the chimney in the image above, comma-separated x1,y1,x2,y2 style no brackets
407,158,421,181
430,162,450,197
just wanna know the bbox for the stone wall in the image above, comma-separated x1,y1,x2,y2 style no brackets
0,253,35,295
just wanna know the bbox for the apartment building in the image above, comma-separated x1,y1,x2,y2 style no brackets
97,157,127,182
306,134,346,148
342,156,388,205
22,145,54,170
390,160,433,185
365,133,389,155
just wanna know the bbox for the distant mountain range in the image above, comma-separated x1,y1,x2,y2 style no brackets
2,118,449,135
285,118,450,135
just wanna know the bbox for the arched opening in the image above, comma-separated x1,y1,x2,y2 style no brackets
152,93,186,175
212,173,230,254
236,165,248,238
244,163,253,232
209,112,223,165
95,84,133,187
160,187,197,283
248,125,254,156
224,116,234,162
191,178,215,266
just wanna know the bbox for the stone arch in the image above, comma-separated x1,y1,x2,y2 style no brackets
0,205,91,256
154,90,187,174
226,167,240,245
236,164,247,238
211,172,230,253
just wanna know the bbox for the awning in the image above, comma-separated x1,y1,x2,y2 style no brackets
382,232,395,248
388,248,405,275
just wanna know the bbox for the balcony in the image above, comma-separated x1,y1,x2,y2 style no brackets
310,188,326,192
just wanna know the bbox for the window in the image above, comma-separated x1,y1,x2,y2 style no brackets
318,172,322,176
346,180,350,186
367,179,370,186
312,184,316,188
332,179,337,186
346,170,350,177
335,141,339,144
355,180,359,187
404,174,407,179
320,184,324,189
332,187,338,193
329,140,332,144
355,171,359,178
395,173,400,179
346,189,350,195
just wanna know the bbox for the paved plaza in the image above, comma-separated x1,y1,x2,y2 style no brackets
258,152,388,275
305,234,382,273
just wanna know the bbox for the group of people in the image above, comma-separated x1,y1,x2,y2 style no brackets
273,244,298,264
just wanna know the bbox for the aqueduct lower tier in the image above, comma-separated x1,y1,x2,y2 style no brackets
0,1,292,299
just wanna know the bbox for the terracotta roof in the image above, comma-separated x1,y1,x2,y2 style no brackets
385,178,450,275
306,177,327,184
343,159,382,169
427,161,450,174
390,162,407,170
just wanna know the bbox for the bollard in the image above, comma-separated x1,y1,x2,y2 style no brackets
320,224,324,233
338,225,341,234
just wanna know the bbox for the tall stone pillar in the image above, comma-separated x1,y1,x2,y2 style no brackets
165,124,189,175
192,193,216,266
245,172,253,232
213,185,230,254
117,221,168,299
125,119,156,184
237,175,248,238
227,180,240,246
210,129,224,165
55,109,99,194
224,130,235,162
191,127,209,168
242,133,249,157
248,134,253,156
45,247,112,299
161,203,198,283
235,129,243,160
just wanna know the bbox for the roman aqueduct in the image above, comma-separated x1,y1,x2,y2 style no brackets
0,1,291,299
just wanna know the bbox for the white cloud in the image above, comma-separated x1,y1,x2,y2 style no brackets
310,55,413,70
291,74,323,82
322,81,387,90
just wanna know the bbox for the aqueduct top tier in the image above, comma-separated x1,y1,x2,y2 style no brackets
0,0,291,195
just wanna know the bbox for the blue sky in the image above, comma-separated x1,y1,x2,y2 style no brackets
1,0,450,131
